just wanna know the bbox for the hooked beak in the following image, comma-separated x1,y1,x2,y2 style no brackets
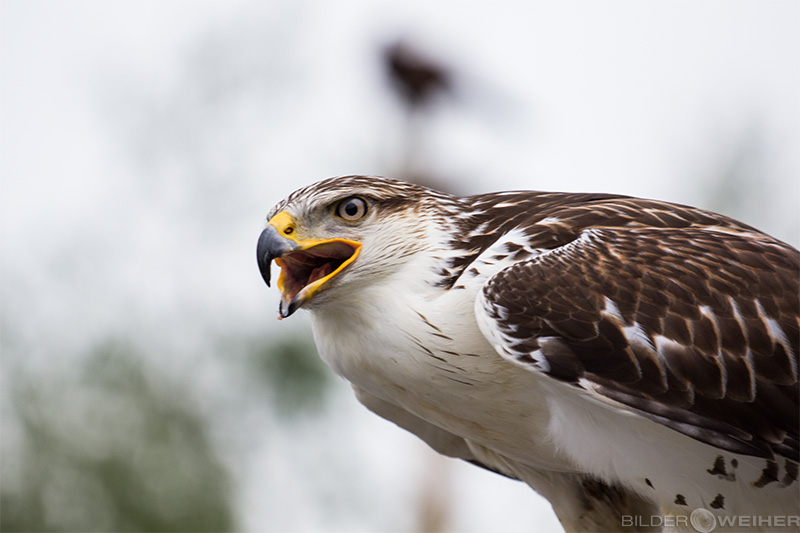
257,211,361,318
257,224,293,288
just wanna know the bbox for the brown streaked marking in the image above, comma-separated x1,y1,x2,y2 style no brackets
409,337,447,363
512,249,532,260
709,494,725,510
416,310,443,333
435,362,468,374
645,478,654,489
706,455,736,481
753,460,779,488
781,460,798,487
443,376,475,386
674,494,687,506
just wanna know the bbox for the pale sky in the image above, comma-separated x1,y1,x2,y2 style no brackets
2,1,798,531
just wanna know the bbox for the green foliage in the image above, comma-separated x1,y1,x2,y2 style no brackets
1,340,234,533
248,335,333,416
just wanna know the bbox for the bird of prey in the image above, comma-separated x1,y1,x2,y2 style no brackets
257,176,799,532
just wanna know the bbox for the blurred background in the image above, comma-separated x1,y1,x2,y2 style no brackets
1,1,798,532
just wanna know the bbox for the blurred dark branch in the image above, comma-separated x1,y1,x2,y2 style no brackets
381,40,458,194
383,41,454,111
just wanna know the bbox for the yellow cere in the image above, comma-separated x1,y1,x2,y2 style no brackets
268,210,297,239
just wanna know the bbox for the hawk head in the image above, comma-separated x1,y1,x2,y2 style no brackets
257,176,455,317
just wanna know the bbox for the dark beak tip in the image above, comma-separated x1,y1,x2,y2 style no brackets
279,299,296,318
257,253,272,287
257,227,279,287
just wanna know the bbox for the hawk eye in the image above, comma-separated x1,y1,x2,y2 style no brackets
335,196,368,221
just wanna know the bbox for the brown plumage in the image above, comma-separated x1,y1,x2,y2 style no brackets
477,197,798,462
259,176,799,531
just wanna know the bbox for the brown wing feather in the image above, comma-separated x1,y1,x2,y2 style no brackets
481,209,799,461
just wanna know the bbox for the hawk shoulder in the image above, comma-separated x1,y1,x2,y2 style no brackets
474,197,799,462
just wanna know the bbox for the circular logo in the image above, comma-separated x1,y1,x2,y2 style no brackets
690,508,717,532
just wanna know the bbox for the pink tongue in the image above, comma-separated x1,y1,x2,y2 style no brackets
308,262,333,284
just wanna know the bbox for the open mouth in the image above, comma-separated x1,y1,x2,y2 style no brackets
276,240,360,313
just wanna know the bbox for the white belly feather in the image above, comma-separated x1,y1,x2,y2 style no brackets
308,246,798,530
310,279,573,473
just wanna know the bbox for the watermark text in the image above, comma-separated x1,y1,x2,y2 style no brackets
621,509,800,532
